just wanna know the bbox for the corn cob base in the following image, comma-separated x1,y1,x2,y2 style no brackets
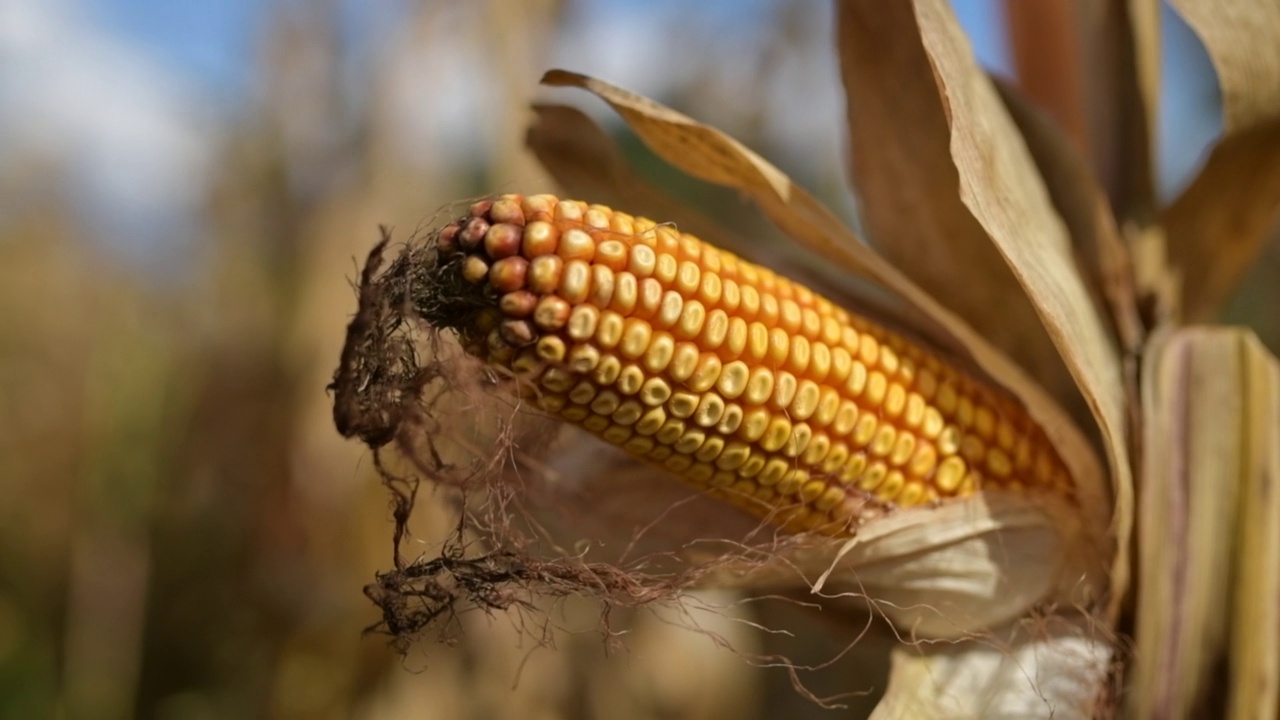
419,194,1073,537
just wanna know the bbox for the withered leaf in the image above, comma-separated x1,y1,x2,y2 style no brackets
1165,0,1280,321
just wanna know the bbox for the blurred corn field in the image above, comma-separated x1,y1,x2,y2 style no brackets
2,1,1276,719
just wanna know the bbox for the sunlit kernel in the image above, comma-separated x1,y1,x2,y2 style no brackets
695,436,726,463
668,343,700,382
841,453,869,484
639,377,673,406
904,393,925,428
617,364,645,395
869,424,896,457
738,407,771,442
609,272,638,315
809,342,832,382
595,239,629,271
787,335,811,375
768,327,791,366
693,393,726,428
720,278,740,312
723,317,748,358
674,261,701,295
596,311,625,348
858,333,880,367
842,326,861,356
567,305,600,341
739,284,760,317
779,298,802,332
609,211,635,236
876,470,905,502
521,220,559,256
884,384,907,418
890,433,916,467
922,407,945,439
937,424,962,455
698,272,723,307
701,309,729,350
669,391,699,418
553,200,583,222
864,371,888,407
676,299,707,339
654,253,678,284
636,278,664,319
832,401,859,435
880,345,900,375
852,413,878,448
558,228,596,261
772,372,798,410
643,332,675,373
656,419,687,445
592,355,622,386
619,318,653,359
858,461,889,491
758,293,780,326
790,380,821,420
896,482,925,506
706,404,737,436
740,368,773,406
657,291,684,327
760,416,793,452
612,400,644,426
786,423,812,458
801,308,821,340
847,362,868,397
688,353,723,394
589,265,615,307
934,456,966,492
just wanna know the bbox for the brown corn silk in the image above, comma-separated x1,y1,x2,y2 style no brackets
423,194,1075,537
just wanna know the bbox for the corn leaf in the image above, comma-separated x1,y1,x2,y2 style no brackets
1131,326,1280,718
1164,0,1280,321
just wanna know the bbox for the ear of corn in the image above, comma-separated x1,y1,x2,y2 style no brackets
425,194,1073,536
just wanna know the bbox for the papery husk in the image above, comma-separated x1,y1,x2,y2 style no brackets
1130,326,1280,719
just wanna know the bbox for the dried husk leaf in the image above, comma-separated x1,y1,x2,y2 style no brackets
837,0,1078,409
1131,326,1280,718
1164,0,1280,321
539,70,1112,585
838,0,1131,617
869,614,1112,719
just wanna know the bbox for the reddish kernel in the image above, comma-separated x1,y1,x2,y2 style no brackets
499,319,536,346
459,217,489,250
468,199,493,217
522,221,558,256
484,223,523,259
488,198,525,226
499,290,538,318
436,223,461,255
489,256,529,293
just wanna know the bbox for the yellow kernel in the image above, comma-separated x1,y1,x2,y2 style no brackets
649,445,673,461
637,278,664,319
830,347,852,384
814,387,840,426
554,200,583,222
569,381,598,405
802,432,830,465
602,424,633,444
890,432,916,466
739,455,766,478
864,371,888,407
936,383,958,414
669,391,699,418
758,458,790,486
885,384,906,418
935,457,966,492
522,220,559,256
628,244,656,277
612,400,644,425
590,265,615,307
799,479,826,503
761,417,793,452
816,485,846,512
561,405,589,422
558,228,595,261
620,319,653,359
657,291,683,327
654,253,678,284
832,401,858,435
567,305,600,341
987,447,1012,478
695,436,726,463
698,272,722,306
959,470,982,494
739,407,770,442
790,380,821,420
974,406,996,438
724,317,748,358
744,368,775,405
582,414,610,433
656,419,686,445
611,272,638,314
674,430,706,455
809,342,831,382
841,452,869,484
541,367,575,392
617,364,645,395
842,326,860,356
639,377,672,406
668,343,699,382
908,442,938,478
916,368,938,400
596,239,628,270
937,425,962,455
694,393,726,427
609,212,634,236
717,361,750,399
720,278,740,312
739,284,760,317
717,403,743,435
847,362,868,396
768,327,790,366
643,332,675,373
676,261,701,295
786,423,812,457
746,323,770,360
537,394,567,413
589,389,620,415
957,396,975,428
688,354,723,393
823,442,850,474
904,393,925,428
772,371,798,410
880,345,900,375
922,407,945,439
858,461,889,491
592,355,621,386
779,298,802,332
677,299,706,338
853,413,878,447
701,309,729,350
876,470,905,502
635,407,667,435
897,482,925,506
869,424,896,457
536,335,567,363
961,435,985,463
859,334,879,367
533,296,571,331
788,335,811,375
461,255,490,284
709,470,736,487
716,442,751,471
596,311,624,348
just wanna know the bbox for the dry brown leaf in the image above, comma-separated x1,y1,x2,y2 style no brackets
1131,326,1280,718
836,0,1078,411
864,0,1131,618
1164,0,1280,321
539,70,1112,571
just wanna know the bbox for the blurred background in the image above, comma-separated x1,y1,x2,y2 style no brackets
0,0,1243,718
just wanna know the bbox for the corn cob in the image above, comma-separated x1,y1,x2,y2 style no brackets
423,194,1073,536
